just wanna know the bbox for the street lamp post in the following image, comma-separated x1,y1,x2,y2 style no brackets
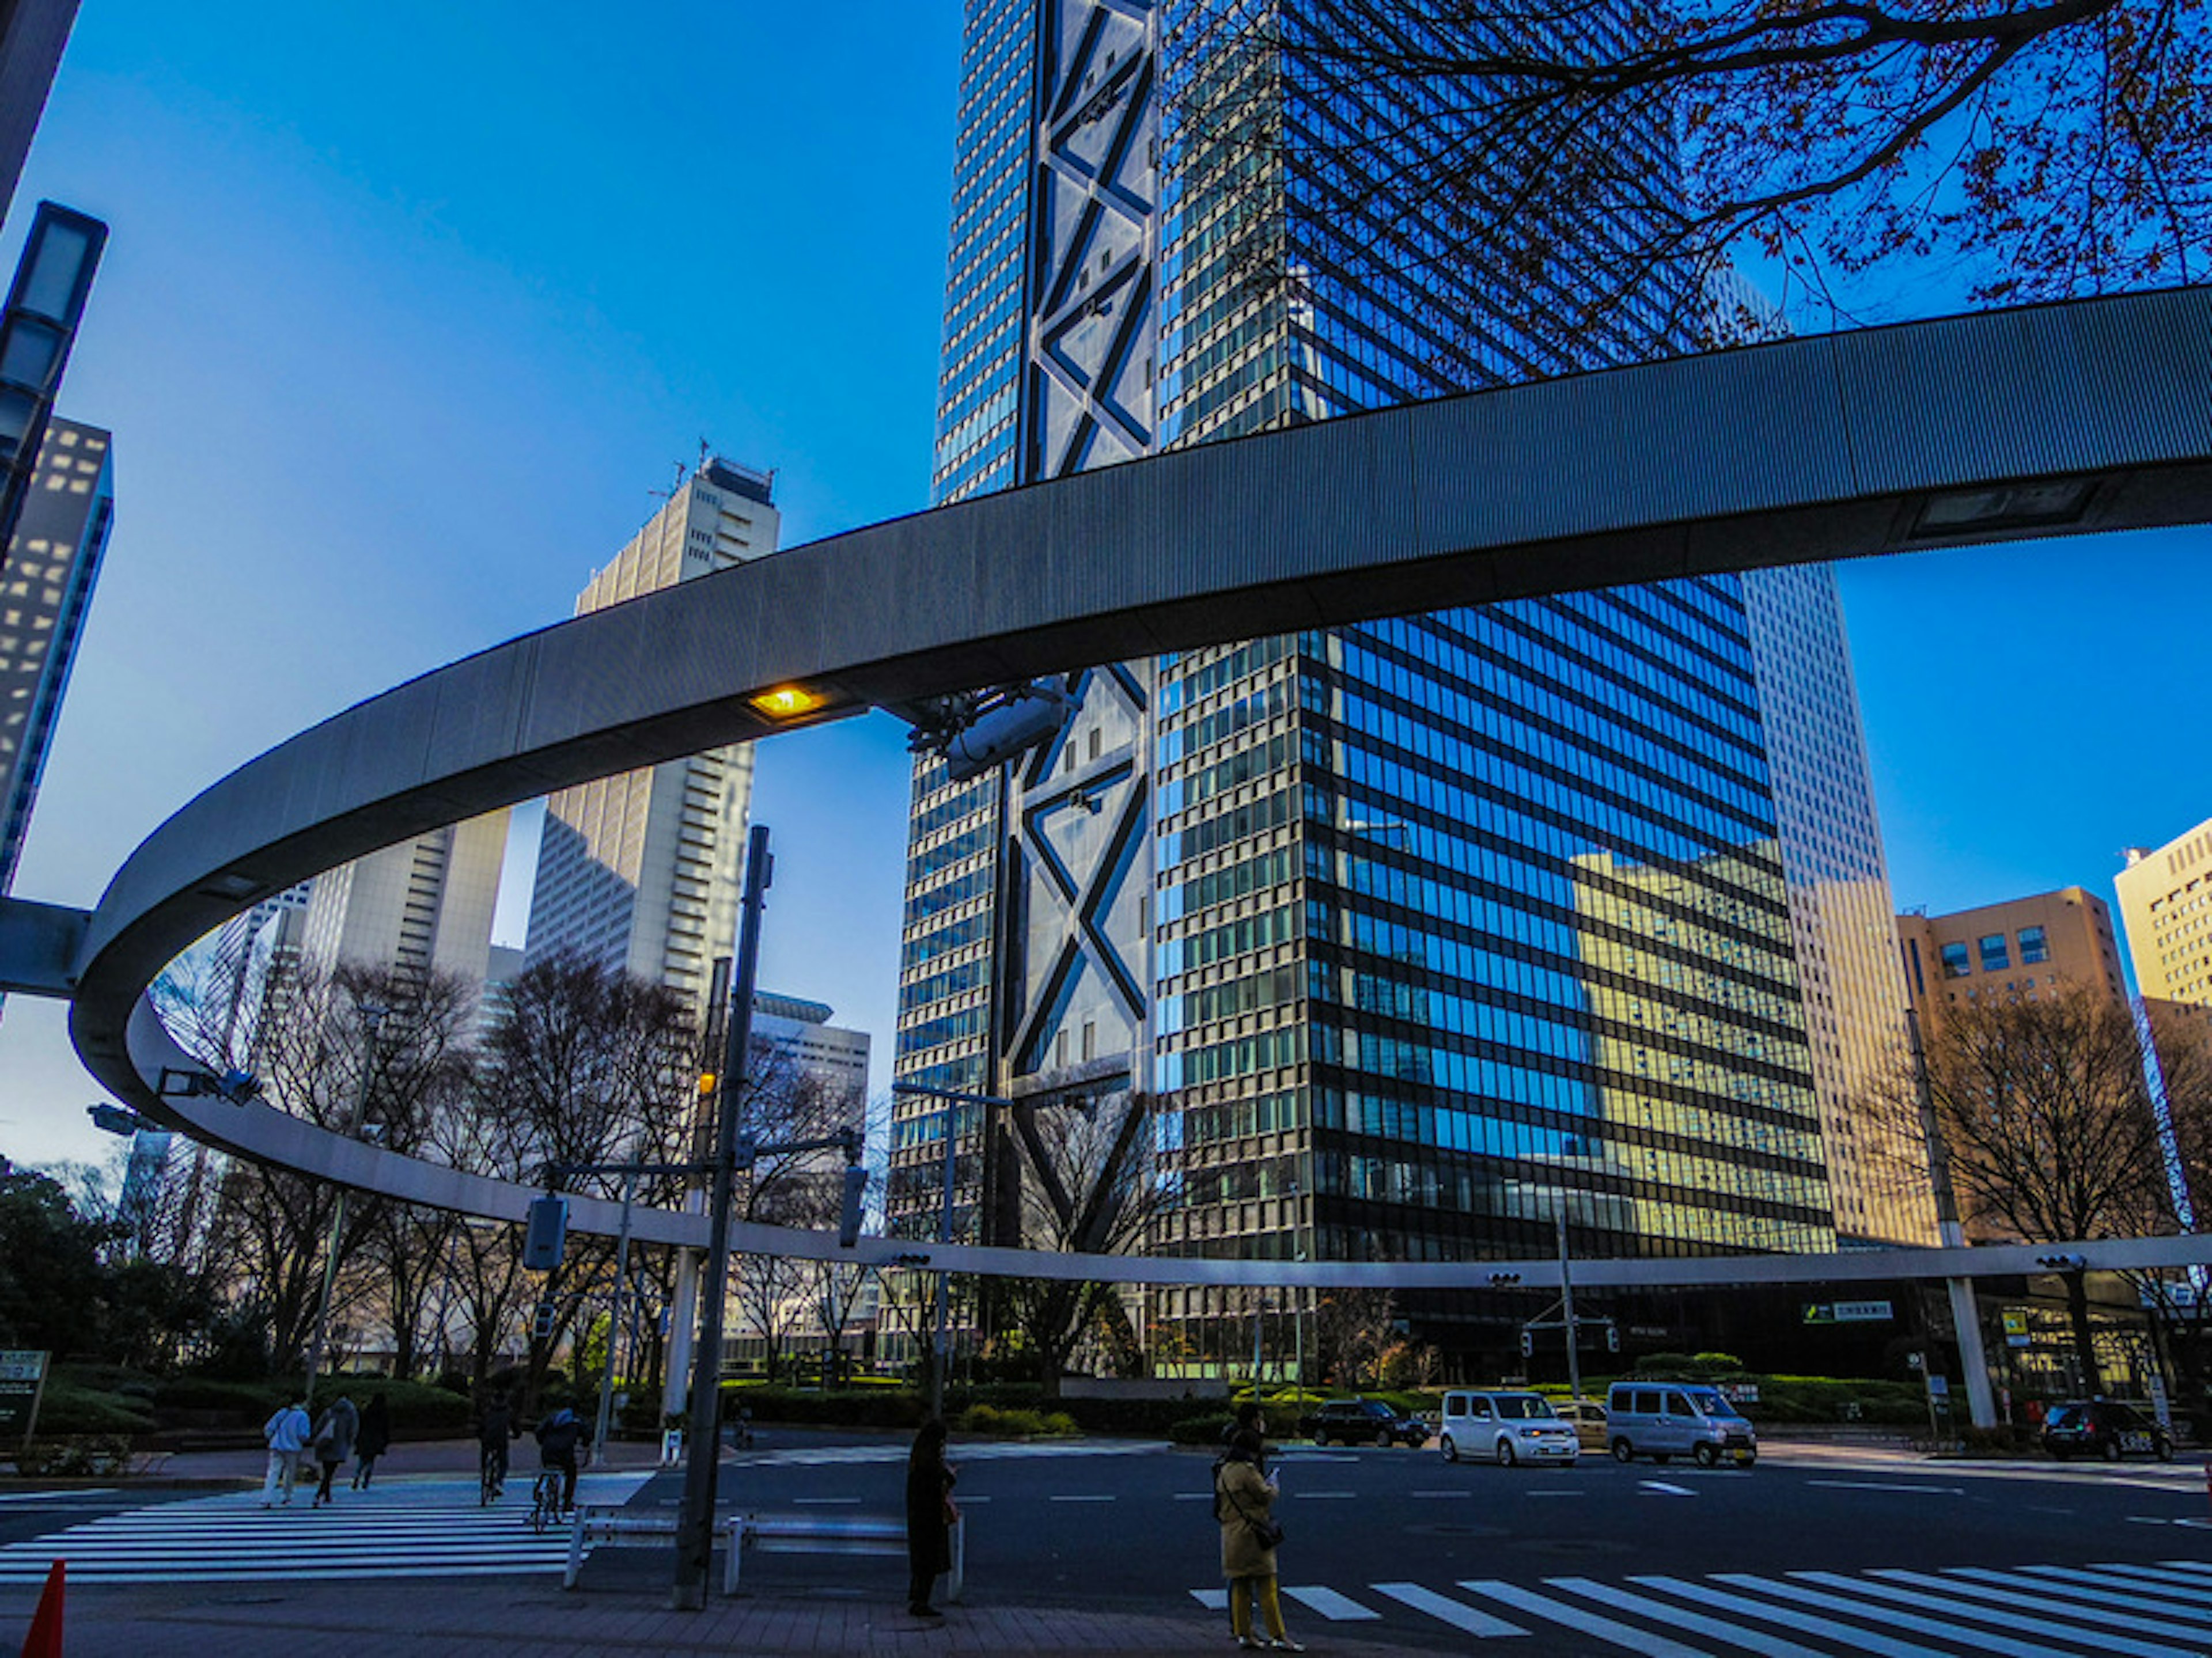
1907,1006,1998,1429
301,1003,388,1402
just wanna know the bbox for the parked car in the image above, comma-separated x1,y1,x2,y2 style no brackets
1553,1395,1610,1451
1298,1397,1431,1447
1438,1390,1580,1466
2041,1399,2174,1462
1604,1381,1758,1467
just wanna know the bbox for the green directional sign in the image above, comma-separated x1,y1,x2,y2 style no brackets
1803,1300,1894,1326
0,1349,48,1441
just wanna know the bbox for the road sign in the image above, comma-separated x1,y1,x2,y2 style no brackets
2002,1310,2032,1349
1803,1299,1893,1325
0,1349,49,1440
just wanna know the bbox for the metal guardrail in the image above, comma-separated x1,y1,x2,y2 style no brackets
560,1504,967,1601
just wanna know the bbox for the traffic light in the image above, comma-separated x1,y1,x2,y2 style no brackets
838,1163,869,1249
1605,1323,1619,1353
522,1193,569,1272
531,1299,557,1340
1519,1329,1533,1358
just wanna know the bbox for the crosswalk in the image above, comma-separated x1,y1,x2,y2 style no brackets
741,1437,1157,1467
0,1471,653,1585
1191,1559,2212,1654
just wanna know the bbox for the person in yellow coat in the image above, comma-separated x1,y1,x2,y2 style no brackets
1214,1426,1302,1652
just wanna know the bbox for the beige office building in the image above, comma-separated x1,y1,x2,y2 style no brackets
1899,887,2129,1030
523,457,780,1029
2116,815,2212,1083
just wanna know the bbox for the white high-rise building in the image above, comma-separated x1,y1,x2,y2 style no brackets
297,811,510,985
524,457,781,1027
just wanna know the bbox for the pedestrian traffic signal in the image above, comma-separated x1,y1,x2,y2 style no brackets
838,1163,869,1249
1605,1323,1619,1353
1519,1329,1533,1358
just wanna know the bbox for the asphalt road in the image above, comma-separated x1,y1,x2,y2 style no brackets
4,1436,2209,1655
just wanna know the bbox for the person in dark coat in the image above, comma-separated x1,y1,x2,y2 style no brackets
534,1405,590,1512
309,1394,359,1507
351,1392,392,1489
903,1417,957,1618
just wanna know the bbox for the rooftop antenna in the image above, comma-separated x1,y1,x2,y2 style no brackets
647,457,690,503
698,436,713,474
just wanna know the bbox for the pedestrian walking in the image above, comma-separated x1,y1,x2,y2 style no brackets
351,1391,392,1489
903,1417,957,1619
260,1396,312,1507
1215,1426,1301,1652
309,1393,359,1507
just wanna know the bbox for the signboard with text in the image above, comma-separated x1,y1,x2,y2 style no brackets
0,1349,48,1440
1802,1300,1893,1326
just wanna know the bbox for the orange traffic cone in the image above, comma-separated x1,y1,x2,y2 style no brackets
19,1558,62,1657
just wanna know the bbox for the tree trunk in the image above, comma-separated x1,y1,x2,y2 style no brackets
2064,1272,2103,1395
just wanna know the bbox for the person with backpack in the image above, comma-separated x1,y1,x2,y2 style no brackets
533,1404,590,1513
1214,1426,1301,1652
260,1396,312,1507
309,1393,358,1506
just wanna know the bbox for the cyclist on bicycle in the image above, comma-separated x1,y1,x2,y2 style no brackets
533,1405,590,1514
474,1388,518,1497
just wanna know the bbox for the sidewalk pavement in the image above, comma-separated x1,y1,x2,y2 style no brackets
2,1573,1438,1657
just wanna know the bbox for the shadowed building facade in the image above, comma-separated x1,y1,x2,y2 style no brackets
893,0,1926,1367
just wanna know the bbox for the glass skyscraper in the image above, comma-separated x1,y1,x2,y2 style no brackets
894,0,1929,1373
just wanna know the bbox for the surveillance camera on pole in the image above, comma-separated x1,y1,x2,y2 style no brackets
919,680,1080,784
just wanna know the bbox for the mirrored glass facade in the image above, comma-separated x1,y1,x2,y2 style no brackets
896,0,1912,1366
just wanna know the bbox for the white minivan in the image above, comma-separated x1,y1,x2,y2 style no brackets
1603,1382,1758,1467
1438,1390,1581,1466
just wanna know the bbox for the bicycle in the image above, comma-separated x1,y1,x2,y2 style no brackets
527,1464,564,1534
479,1443,507,1507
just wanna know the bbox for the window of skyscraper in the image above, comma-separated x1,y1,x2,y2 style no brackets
1941,942,1971,978
1979,934,2010,973
2018,925,2050,964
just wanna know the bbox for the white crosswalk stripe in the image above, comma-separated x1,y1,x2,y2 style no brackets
1180,1559,2212,1653
0,1473,653,1584
744,1439,1154,1467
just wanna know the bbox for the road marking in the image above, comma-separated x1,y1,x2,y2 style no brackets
1721,1571,2112,1658
1049,1494,1113,1503
2088,1561,2212,1591
1525,1490,1584,1498
1372,1581,1525,1637
1805,1479,1963,1495
1641,1480,1695,1496
1459,1579,1710,1657
1794,1568,2197,1658
1292,1491,1355,1500
1173,1492,1213,1501
1190,1588,1229,1611
1553,1576,1833,1657
1873,1566,2212,1642
1282,1585,1378,1621
1631,1575,1956,1658
1408,1490,1471,1498
1968,1565,2212,1623
0,1489,116,1504
792,1497,859,1505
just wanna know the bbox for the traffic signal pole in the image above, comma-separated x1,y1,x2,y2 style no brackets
672,824,771,1610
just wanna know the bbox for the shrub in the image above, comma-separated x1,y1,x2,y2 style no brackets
1955,1424,2025,1456
36,1378,156,1436
1169,1415,1233,1445
14,1435,138,1476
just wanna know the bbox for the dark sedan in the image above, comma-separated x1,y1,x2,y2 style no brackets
2041,1399,2174,1462
1298,1397,1430,1448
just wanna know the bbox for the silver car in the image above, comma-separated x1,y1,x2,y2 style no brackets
1439,1389,1582,1466
1604,1382,1758,1467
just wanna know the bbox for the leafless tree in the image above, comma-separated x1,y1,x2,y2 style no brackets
994,1090,1175,1393
472,951,698,1406
1166,0,2207,359
1312,1285,1399,1388
1921,987,2178,1391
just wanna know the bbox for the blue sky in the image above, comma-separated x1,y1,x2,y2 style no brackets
2,2,2207,1170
